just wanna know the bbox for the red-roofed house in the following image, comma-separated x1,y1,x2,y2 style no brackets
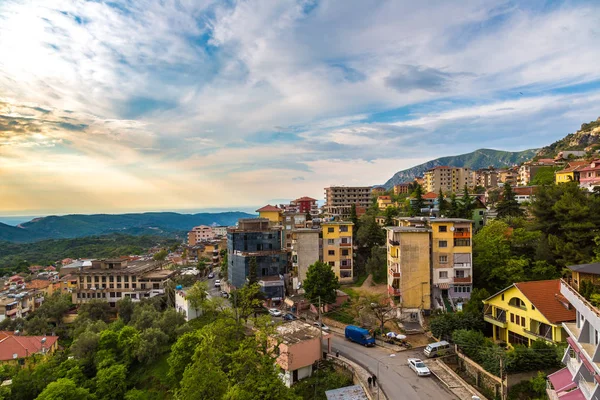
0,332,59,364
290,197,318,216
483,279,575,347
28,266,44,274
6,275,23,286
256,205,283,224
579,159,600,191
377,195,393,210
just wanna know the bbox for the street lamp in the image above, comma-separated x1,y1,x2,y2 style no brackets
376,353,396,400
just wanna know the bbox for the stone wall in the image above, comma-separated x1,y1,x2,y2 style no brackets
455,351,503,399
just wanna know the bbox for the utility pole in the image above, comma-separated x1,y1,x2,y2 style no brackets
318,296,323,360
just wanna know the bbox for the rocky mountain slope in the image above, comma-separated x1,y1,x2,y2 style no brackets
382,148,538,189
536,117,600,157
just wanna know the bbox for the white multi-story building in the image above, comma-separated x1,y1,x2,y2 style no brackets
548,265,600,400
188,225,215,245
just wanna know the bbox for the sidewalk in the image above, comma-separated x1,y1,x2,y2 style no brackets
425,358,487,400
328,352,386,400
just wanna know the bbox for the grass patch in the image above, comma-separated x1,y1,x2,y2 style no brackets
353,274,368,287
325,310,355,325
292,360,354,400
340,287,360,301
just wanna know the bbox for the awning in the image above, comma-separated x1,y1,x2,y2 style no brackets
548,368,576,392
558,388,586,400
438,283,450,289
567,337,580,353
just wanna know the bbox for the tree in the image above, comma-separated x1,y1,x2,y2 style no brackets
458,185,474,219
95,364,127,400
221,251,229,281
496,182,523,218
168,331,203,386
248,257,258,284
349,204,359,229
117,297,135,324
359,294,395,334
36,378,93,400
186,281,209,318
462,288,491,315
412,184,425,215
153,249,168,261
303,261,340,305
356,214,385,249
135,328,169,364
531,167,557,185
234,283,264,322
383,206,399,226
448,193,459,218
437,189,448,216
77,300,112,323
365,247,387,284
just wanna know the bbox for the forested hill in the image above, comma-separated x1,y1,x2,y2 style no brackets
536,117,600,157
0,211,254,243
381,148,537,189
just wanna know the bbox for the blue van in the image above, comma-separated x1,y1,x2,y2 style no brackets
345,325,375,347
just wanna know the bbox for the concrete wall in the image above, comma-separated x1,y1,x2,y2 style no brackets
399,232,431,309
278,336,321,372
295,231,320,284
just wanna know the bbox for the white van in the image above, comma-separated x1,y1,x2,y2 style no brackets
424,341,451,358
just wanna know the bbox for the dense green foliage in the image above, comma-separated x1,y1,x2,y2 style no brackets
291,361,353,400
452,329,564,376
0,234,178,272
429,312,485,341
303,261,340,304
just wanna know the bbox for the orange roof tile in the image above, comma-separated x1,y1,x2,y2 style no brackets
378,196,391,200
0,334,59,361
26,280,51,290
422,192,438,199
256,204,281,212
515,280,576,324
294,196,317,202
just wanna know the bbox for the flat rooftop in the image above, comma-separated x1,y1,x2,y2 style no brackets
386,226,430,233
325,385,368,400
275,320,323,344
142,270,176,279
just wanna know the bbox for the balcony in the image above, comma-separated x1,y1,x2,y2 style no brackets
340,264,352,270
563,322,581,340
567,357,581,376
389,239,400,246
579,379,596,399
484,313,507,328
453,231,471,238
389,268,401,278
523,329,553,342
388,286,401,296
453,263,471,269
454,276,472,284
340,242,352,247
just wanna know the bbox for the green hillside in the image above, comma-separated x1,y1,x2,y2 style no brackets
382,148,538,189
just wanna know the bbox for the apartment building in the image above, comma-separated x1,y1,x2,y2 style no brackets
372,187,386,195
385,226,431,310
548,267,600,400
423,166,472,194
483,280,574,347
321,221,354,283
393,183,411,195
213,226,229,237
323,186,372,219
388,217,474,313
257,205,284,225
187,225,215,245
290,196,320,218
498,168,518,186
71,258,176,306
474,168,499,188
227,218,288,301
518,159,556,186
290,229,320,290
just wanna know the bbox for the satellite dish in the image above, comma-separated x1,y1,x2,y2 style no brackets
450,227,455,232
12,354,17,359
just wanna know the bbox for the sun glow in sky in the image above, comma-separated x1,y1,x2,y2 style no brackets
1,0,600,215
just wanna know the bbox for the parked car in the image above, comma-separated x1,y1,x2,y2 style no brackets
423,341,451,358
208,272,214,279
345,325,375,347
214,279,221,287
283,313,297,321
221,291,229,298
268,308,282,317
408,358,431,376
313,321,330,332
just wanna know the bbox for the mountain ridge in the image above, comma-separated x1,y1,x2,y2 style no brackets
536,117,600,157
0,211,255,243
381,148,538,189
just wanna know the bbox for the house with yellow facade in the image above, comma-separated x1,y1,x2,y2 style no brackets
377,195,393,210
565,262,600,292
391,217,473,313
483,279,575,347
256,205,283,224
321,221,353,283
385,226,431,311
555,161,588,184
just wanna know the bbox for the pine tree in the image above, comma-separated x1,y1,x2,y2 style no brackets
496,182,523,218
459,185,474,219
248,257,258,284
448,193,459,218
437,188,448,216
412,185,425,216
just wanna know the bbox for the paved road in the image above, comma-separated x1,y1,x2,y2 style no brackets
330,336,458,400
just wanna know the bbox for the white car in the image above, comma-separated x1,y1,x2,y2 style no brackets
214,279,221,287
313,321,330,332
408,358,431,376
268,308,282,317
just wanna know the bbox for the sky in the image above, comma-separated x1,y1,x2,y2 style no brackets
1,0,600,216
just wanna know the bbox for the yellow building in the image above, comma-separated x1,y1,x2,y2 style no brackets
377,195,393,210
385,226,431,310
256,205,283,224
483,279,575,347
555,161,587,184
394,218,473,311
321,221,354,283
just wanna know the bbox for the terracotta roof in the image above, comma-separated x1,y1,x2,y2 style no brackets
378,196,391,200
513,186,537,196
256,204,281,212
26,280,51,290
422,192,438,199
557,161,589,173
44,266,56,271
514,280,576,324
0,333,59,361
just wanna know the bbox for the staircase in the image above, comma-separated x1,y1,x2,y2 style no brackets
442,296,453,313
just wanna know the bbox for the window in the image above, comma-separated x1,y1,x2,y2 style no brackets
509,297,526,310
501,294,504,301
328,239,334,245
439,240,448,248
328,262,335,267
340,226,348,232
328,227,334,233
328,250,335,256
515,315,520,325
439,271,448,279
438,226,447,232
455,270,465,278
341,249,349,256
510,313,514,323
439,255,448,263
